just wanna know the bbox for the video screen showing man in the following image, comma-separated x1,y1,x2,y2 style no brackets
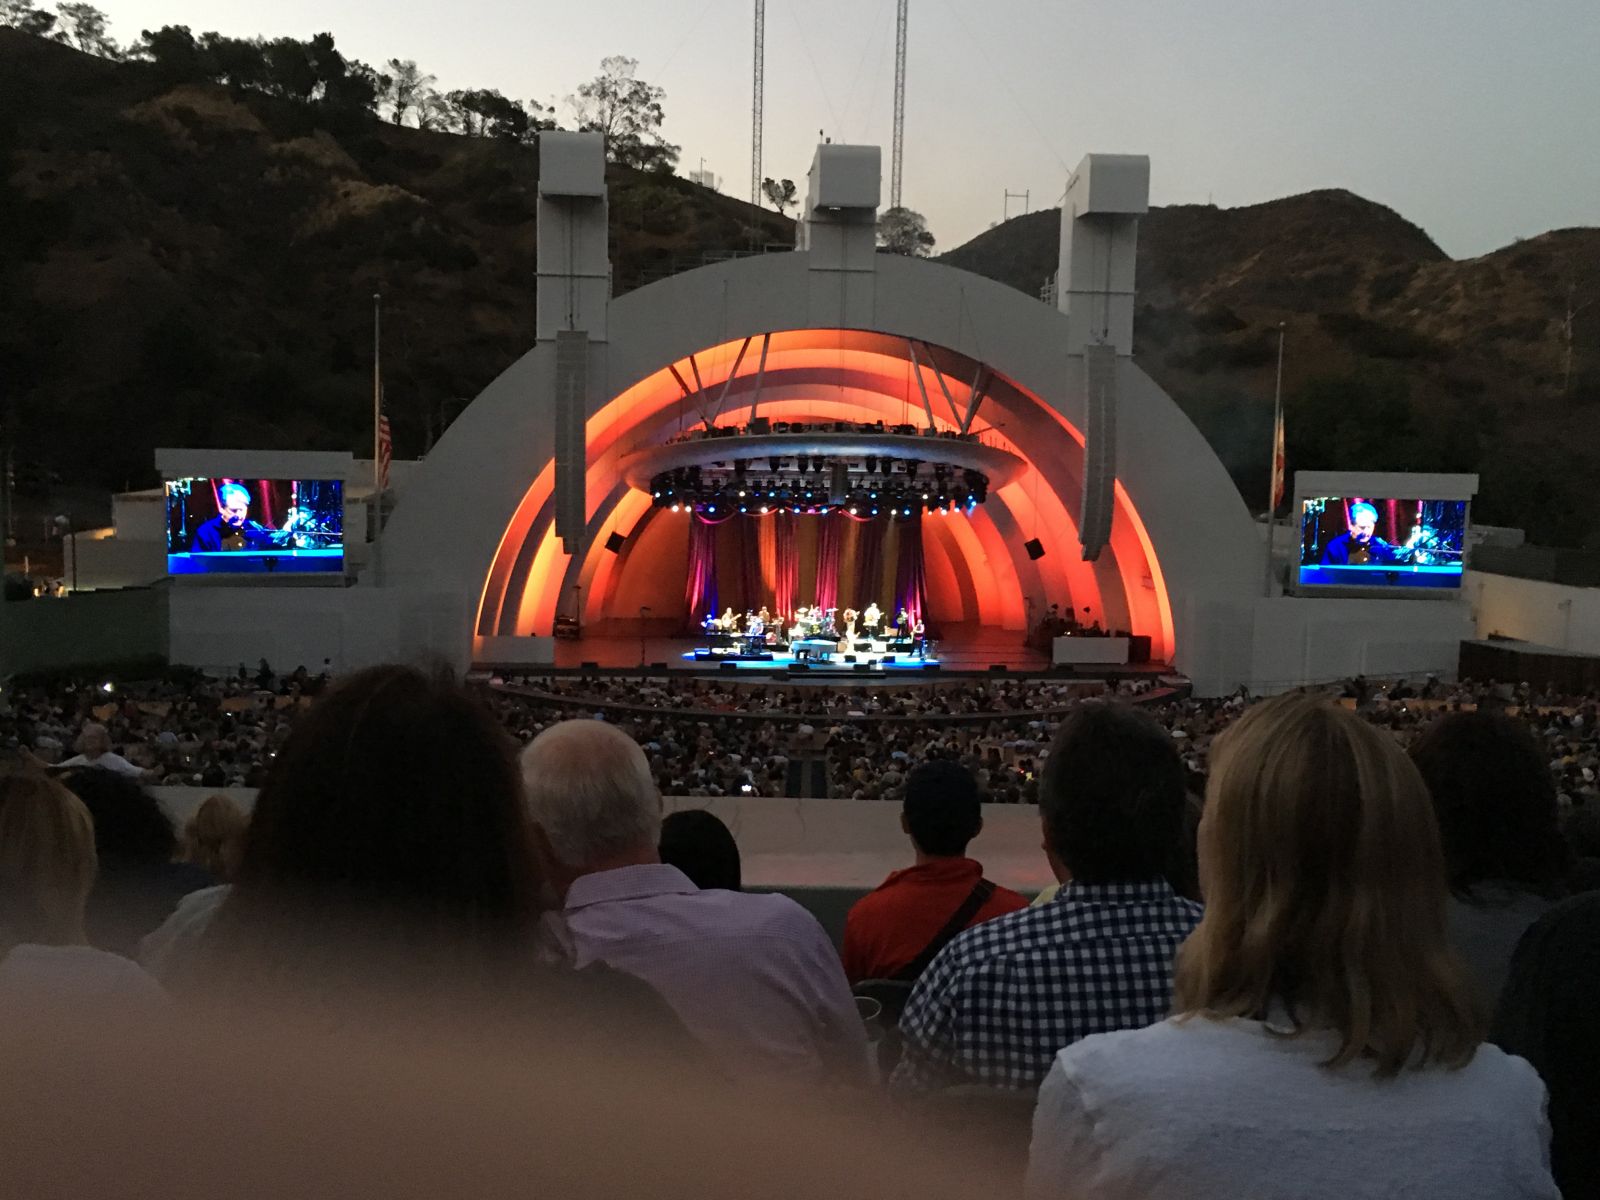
191,482,288,552
1320,501,1402,566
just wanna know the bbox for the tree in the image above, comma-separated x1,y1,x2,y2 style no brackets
131,25,214,87
877,206,935,256
760,177,797,215
414,88,453,132
0,1,56,36
262,36,318,102
384,58,434,126
568,55,679,171
52,2,117,56
200,31,268,91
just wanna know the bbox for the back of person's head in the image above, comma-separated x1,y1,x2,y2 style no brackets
901,760,982,858
182,794,250,883
659,810,741,891
1039,702,1185,884
1408,711,1569,900
520,720,660,870
0,773,97,951
62,769,176,866
207,665,539,978
1177,693,1479,1076
75,723,112,758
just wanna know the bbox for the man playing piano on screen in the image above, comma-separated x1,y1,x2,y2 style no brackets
190,483,298,553
1320,502,1403,566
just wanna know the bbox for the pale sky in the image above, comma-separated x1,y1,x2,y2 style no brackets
105,0,1599,258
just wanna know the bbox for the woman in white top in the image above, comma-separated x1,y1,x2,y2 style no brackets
0,772,163,1010
1027,693,1557,1200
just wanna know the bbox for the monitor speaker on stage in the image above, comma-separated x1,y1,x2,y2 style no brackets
853,664,869,673
720,661,738,671
604,531,626,554
1024,538,1045,561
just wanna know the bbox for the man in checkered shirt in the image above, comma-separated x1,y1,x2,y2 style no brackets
890,702,1202,1094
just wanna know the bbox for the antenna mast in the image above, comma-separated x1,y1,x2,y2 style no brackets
891,0,908,208
751,0,765,204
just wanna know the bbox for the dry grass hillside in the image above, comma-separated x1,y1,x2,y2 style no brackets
942,195,1600,545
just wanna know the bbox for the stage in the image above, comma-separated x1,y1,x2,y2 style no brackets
478,625,1174,681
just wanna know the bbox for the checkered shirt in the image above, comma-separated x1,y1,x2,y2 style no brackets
890,878,1203,1094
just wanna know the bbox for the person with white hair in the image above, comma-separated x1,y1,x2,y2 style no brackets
54,724,145,779
521,719,869,1088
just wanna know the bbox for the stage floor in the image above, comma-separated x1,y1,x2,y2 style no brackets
499,627,1169,678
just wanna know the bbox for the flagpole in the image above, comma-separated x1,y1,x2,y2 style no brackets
372,292,382,585
1263,321,1285,597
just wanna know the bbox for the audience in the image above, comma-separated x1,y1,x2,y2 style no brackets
1494,892,1600,1200
521,719,870,1088
0,772,163,1008
892,703,1202,1094
842,760,1027,987
1409,711,1571,1012
62,768,213,957
1027,694,1558,1200
659,809,743,891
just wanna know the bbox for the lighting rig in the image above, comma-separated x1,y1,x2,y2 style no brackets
649,455,988,518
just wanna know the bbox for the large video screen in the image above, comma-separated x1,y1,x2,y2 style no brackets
1296,497,1467,591
166,478,344,576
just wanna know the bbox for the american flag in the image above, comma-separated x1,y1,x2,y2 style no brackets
377,412,392,490
1270,405,1286,510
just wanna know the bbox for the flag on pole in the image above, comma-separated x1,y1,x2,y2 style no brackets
377,411,392,491
1270,405,1286,510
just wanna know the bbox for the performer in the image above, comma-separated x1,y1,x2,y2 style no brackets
190,483,300,552
717,607,738,632
842,607,859,642
862,602,882,633
912,617,927,659
895,608,911,639
1321,502,1403,566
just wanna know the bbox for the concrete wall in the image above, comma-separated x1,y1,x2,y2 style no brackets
70,533,166,592
166,586,469,675
1242,594,1473,692
1471,570,1600,654
1,587,169,675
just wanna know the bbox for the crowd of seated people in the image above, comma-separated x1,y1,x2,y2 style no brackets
6,666,1597,1197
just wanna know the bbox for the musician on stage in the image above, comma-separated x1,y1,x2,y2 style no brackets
717,607,738,632
895,608,911,640
862,602,882,634
842,608,859,642
912,617,927,659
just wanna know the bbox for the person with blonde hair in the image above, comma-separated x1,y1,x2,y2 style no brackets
0,773,162,1006
1027,693,1557,1200
181,794,250,883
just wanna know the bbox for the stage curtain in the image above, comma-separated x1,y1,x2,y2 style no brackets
737,517,763,615
685,515,718,628
815,512,843,613
854,518,886,612
893,509,928,628
775,512,799,621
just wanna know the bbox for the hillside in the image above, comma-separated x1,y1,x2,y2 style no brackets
3,27,1599,550
0,29,791,529
943,196,1600,545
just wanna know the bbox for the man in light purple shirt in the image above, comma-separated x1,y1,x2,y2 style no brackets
521,719,870,1089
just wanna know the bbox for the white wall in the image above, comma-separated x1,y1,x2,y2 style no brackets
149,787,1055,892
1471,570,1600,654
166,586,469,675
1244,594,1473,693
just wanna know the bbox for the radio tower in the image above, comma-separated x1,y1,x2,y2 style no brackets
890,0,908,208
751,0,765,204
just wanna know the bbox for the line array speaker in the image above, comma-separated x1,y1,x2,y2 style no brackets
554,329,588,554
1079,342,1117,561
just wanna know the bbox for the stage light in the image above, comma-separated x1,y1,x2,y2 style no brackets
738,489,746,497
870,506,879,516
653,490,661,498
849,506,858,514
671,503,680,512
922,492,929,500
760,505,769,513
739,505,747,512
864,455,878,473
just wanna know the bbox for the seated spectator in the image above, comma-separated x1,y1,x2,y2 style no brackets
62,769,213,956
842,760,1026,987
1493,891,1600,1200
180,794,250,883
0,773,163,1009
659,809,742,891
522,719,869,1087
53,723,145,778
1027,695,1557,1200
1410,711,1570,1011
892,703,1202,1094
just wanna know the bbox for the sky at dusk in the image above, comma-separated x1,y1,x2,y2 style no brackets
103,0,1598,258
